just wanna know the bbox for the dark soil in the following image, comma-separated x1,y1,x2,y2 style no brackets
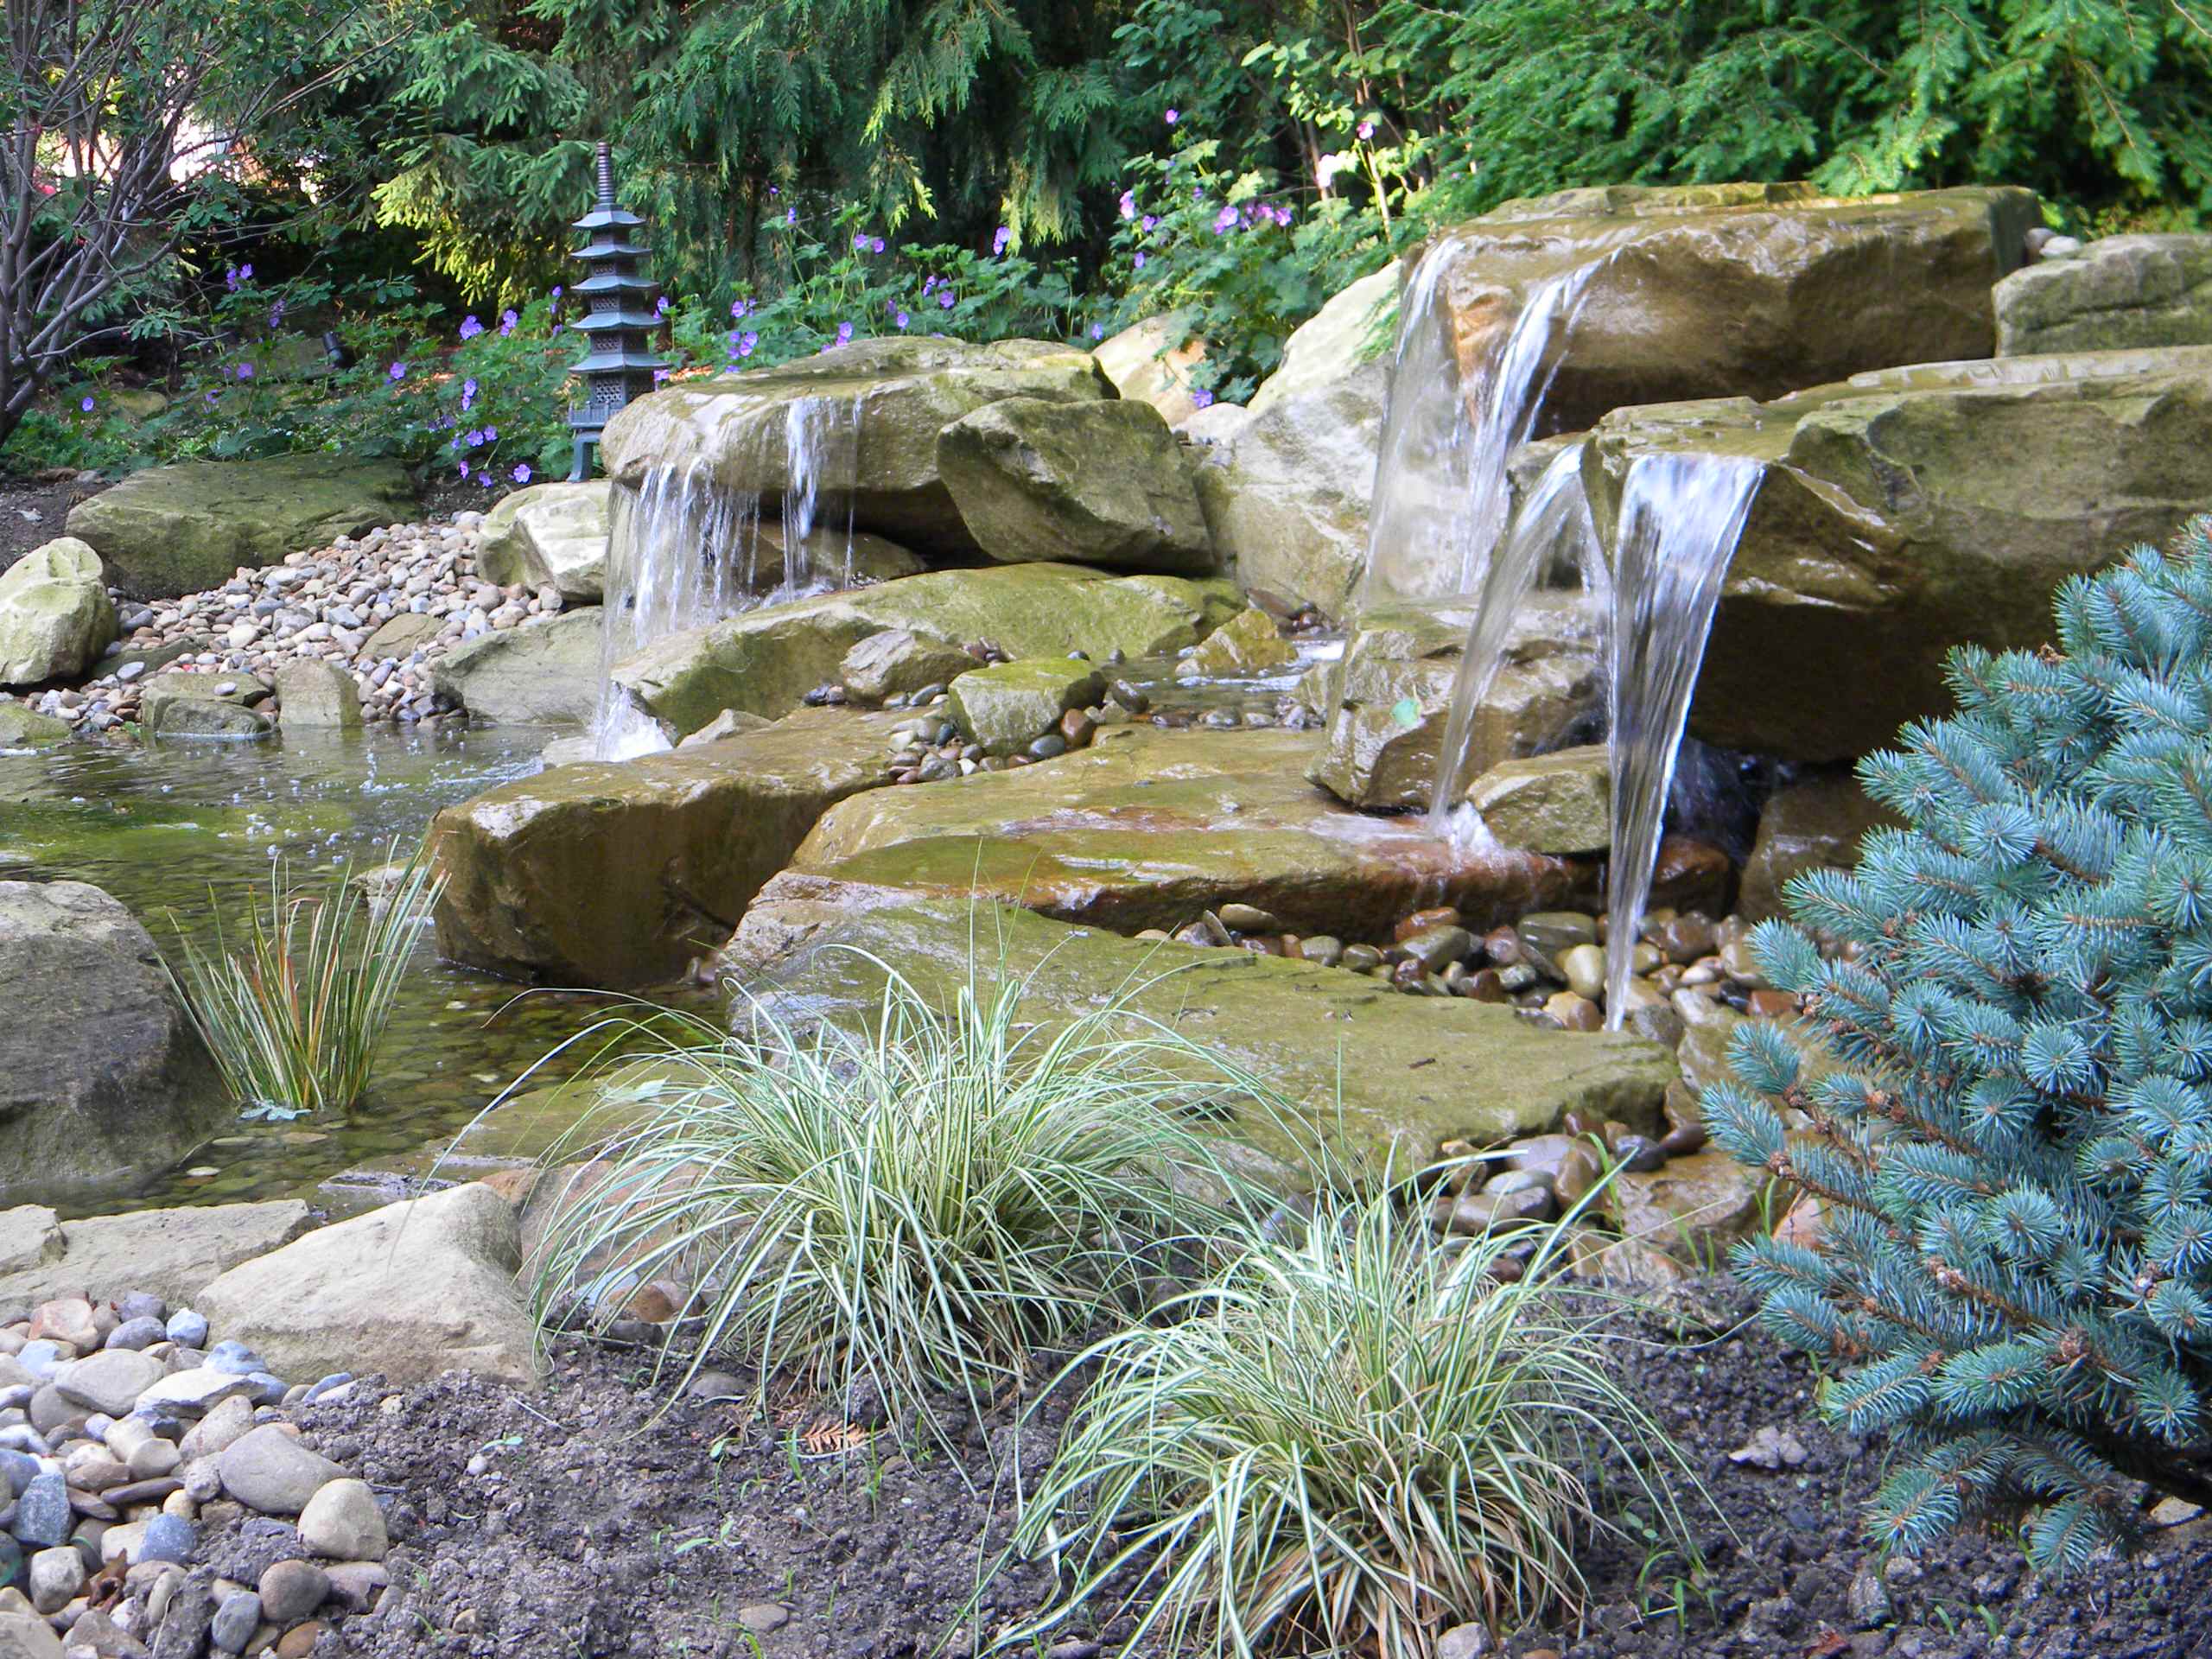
200,1284,2212,1659
0,470,107,573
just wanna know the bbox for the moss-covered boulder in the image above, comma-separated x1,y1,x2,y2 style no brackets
65,456,416,598
945,658,1103,754
597,338,1114,558
0,538,114,687
1995,235,2212,356
431,609,604,725
613,563,1236,738
0,703,73,747
1178,606,1294,678
429,707,908,986
729,889,1675,1180
1585,346,2212,762
1307,594,1602,810
789,725,1601,937
937,397,1213,571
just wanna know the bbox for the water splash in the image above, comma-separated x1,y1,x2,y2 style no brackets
1424,440,1604,824
587,397,865,760
1602,452,1763,1027
1361,251,1603,607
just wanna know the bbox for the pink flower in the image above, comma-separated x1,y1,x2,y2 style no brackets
1357,119,1374,140
1165,109,1179,125
1117,191,1135,219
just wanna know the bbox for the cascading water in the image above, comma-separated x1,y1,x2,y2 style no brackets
1425,439,1605,827
1600,452,1763,1027
586,396,865,760
1361,251,1605,607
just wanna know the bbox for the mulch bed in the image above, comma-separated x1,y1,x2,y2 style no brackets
0,471,107,573
209,1281,2212,1659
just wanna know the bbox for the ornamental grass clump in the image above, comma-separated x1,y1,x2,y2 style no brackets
525,957,1274,1440
1007,1184,1697,1658
164,848,441,1119
1706,518,2212,1572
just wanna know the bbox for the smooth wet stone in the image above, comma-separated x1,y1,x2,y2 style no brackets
1396,925,1474,972
1516,912,1596,976
1463,745,1611,854
775,727,1602,941
1296,935,1343,967
732,889,1675,1179
1541,991,1602,1032
1558,944,1607,1003
946,658,1103,755
1739,771,1896,923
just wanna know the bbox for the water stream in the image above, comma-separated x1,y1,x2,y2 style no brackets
1601,452,1763,1026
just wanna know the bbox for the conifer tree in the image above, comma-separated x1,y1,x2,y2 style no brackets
1706,518,2212,1571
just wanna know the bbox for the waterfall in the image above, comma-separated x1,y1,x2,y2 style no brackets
1361,250,1603,607
585,396,865,760
1424,440,1603,825
1601,452,1763,1027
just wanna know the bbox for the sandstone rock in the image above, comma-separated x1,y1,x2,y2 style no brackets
216,1426,341,1516
474,481,610,601
1585,346,2212,761
0,538,115,687
775,726,1602,940
1176,607,1294,678
0,883,219,1205
673,709,773,747
599,338,1115,557
613,563,1235,738
362,613,442,660
1093,314,1208,424
1996,234,2212,356
430,607,602,724
52,1350,164,1417
0,704,72,748
1464,745,1611,854
737,892,1674,1180
937,397,1214,572
429,707,910,986
836,629,976,702
945,659,1103,755
1249,262,1399,417
270,661,360,730
0,1200,310,1312
143,696,273,741
1194,358,1383,619
1739,770,1897,922
65,456,415,599
1178,404,1252,445
1307,595,1601,810
196,1182,536,1386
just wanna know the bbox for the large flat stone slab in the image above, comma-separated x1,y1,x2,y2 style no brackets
1586,346,2212,762
612,563,1236,738
429,707,909,986
0,1200,312,1310
786,725,1599,938
66,456,415,599
599,337,1114,557
730,889,1675,1177
431,608,603,725
1996,234,2212,356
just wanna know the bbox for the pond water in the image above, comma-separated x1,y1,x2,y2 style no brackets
0,725,710,1217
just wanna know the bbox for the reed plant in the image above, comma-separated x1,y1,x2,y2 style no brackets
524,953,1280,1440
164,848,442,1119
1007,1180,1701,1658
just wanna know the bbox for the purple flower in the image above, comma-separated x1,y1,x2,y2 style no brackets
268,301,285,328
1090,322,1105,340
923,276,937,295
1192,388,1215,409
1214,205,1240,233
1142,213,1157,232
871,237,885,254
1133,251,1146,270
653,369,671,383
992,226,1011,256
459,315,485,340
738,332,758,357
465,429,485,448
79,395,95,412
853,232,869,252
512,463,532,485
552,284,564,299
237,361,256,379
1118,191,1135,220
938,291,956,310
731,299,748,318
1165,109,1179,124
461,378,478,411
448,435,462,451
836,321,854,345
387,362,407,382
894,310,909,329
499,308,518,334
483,425,498,441
785,207,796,224
655,296,670,315
240,264,252,281
457,463,472,481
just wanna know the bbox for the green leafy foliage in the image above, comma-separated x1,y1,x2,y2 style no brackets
1706,517,2212,1572
1010,1178,1699,1655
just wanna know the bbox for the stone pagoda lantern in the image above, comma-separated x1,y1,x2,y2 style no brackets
566,141,666,480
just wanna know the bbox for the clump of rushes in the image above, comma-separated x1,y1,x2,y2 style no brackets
524,956,1276,1441
1008,1180,1700,1657
164,846,442,1120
